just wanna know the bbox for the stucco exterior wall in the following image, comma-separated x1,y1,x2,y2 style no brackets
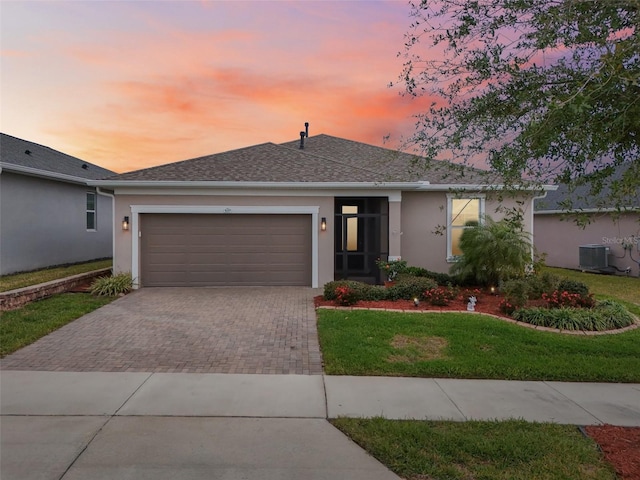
400,191,535,274
113,193,335,286
534,212,640,276
0,172,112,275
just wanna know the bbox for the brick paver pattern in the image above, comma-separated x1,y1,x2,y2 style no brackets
1,287,323,374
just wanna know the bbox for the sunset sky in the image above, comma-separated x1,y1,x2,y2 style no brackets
1,0,434,173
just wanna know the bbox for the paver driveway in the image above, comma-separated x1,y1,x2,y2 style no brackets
1,287,323,374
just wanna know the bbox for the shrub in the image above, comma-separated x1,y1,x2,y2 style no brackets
557,279,590,297
375,258,408,281
499,298,517,315
323,280,370,301
501,279,530,309
335,285,358,306
525,271,560,299
386,276,438,300
90,273,133,296
543,290,595,309
404,267,460,286
423,286,457,306
513,301,636,331
450,216,533,286
362,285,388,301
458,288,482,302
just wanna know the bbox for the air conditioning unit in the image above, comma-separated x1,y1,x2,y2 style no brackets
579,245,609,270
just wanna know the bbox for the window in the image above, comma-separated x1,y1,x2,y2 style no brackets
86,192,96,230
342,205,358,251
447,194,484,260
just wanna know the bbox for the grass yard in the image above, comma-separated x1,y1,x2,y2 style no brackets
545,266,640,305
317,309,640,382
0,259,112,292
331,418,616,480
0,293,114,357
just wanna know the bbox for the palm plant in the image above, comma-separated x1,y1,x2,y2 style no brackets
450,216,532,287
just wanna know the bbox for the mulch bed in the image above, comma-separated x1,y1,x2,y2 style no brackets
314,291,513,318
585,425,640,480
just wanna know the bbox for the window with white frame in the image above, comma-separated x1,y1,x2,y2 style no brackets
447,194,484,260
86,192,96,230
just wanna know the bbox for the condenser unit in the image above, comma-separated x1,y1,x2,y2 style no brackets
579,244,609,271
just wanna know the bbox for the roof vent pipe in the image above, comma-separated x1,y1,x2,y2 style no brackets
305,122,309,138
299,131,306,149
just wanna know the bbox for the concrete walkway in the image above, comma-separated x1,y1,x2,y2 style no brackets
2,371,639,480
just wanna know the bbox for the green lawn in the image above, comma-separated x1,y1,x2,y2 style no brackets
545,266,640,304
317,309,640,382
0,259,112,292
332,418,616,480
0,293,114,357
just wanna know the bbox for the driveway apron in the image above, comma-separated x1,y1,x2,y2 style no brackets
0,287,323,374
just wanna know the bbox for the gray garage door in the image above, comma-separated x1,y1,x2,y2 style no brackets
140,214,311,287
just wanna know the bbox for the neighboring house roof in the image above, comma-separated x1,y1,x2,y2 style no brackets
98,134,498,188
535,163,640,213
0,133,114,183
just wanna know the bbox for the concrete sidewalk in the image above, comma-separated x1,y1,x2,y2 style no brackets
2,371,639,480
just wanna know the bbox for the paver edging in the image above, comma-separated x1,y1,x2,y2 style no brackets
0,268,111,311
316,306,639,336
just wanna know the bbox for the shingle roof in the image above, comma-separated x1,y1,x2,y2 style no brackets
0,133,114,180
535,163,640,211
105,134,493,185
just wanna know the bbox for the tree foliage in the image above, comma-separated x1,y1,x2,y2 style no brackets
450,216,533,286
399,0,639,212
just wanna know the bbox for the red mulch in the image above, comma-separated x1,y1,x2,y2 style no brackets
585,425,640,480
314,291,511,318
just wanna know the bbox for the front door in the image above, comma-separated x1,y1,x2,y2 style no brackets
334,197,388,284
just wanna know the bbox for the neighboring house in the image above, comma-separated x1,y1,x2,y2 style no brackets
534,166,640,276
0,133,115,275
91,133,549,288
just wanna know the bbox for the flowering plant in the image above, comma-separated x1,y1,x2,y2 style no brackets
458,288,482,302
334,285,358,306
543,290,595,309
375,258,407,281
423,286,457,306
499,298,516,315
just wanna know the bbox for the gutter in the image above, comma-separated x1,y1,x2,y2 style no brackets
0,162,92,185
87,179,558,192
535,207,640,215
88,180,428,189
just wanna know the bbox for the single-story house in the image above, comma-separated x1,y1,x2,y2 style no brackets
0,133,115,275
534,166,640,276
91,132,549,288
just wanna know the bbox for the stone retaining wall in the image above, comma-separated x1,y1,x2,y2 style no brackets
0,268,112,311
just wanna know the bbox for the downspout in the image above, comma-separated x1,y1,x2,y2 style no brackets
96,186,115,272
531,190,548,269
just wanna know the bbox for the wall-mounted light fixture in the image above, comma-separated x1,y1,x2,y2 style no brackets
321,217,327,232
122,216,130,231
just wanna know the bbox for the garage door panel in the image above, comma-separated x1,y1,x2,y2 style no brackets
141,214,311,287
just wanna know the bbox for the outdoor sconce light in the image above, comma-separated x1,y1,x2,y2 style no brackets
321,217,327,232
122,216,130,231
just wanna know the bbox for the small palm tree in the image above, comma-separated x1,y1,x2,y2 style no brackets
450,216,532,286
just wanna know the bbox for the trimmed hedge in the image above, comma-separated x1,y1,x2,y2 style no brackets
323,276,437,302
513,300,636,331
403,267,461,286
386,276,438,300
